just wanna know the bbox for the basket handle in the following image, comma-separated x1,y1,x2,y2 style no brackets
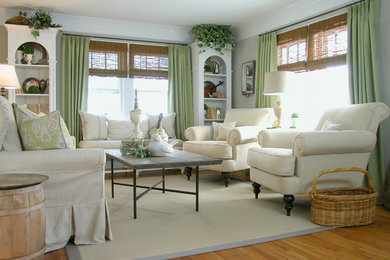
311,167,375,194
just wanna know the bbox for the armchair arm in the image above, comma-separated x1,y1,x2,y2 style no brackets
184,126,213,141
258,129,301,148
227,125,264,145
292,130,376,156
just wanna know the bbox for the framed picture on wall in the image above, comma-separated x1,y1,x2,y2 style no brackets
242,61,255,96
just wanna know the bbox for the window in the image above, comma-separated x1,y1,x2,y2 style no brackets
87,42,169,119
277,14,350,128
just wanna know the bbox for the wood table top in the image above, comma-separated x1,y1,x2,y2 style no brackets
0,174,48,190
105,149,222,170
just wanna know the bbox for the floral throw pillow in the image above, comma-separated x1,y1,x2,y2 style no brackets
19,110,75,150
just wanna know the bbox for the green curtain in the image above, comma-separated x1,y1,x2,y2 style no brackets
168,44,194,140
255,32,278,108
61,35,90,144
347,0,385,203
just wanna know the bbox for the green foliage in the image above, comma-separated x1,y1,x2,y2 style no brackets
28,85,40,93
132,148,152,158
204,104,208,110
28,10,61,38
23,46,34,54
17,45,24,51
204,64,212,72
192,24,235,55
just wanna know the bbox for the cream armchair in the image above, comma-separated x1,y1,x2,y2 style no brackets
247,102,389,216
183,108,272,186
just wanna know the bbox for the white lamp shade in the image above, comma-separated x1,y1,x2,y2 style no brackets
263,71,294,95
0,64,20,89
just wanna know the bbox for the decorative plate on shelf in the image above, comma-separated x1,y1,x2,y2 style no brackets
23,77,40,93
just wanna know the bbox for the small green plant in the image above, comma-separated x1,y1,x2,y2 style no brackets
23,46,34,54
204,64,212,72
192,24,235,55
28,10,61,38
17,45,24,51
204,104,208,110
132,148,152,158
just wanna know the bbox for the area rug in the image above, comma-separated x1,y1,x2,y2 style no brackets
67,172,332,260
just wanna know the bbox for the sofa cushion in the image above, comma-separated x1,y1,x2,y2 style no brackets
183,141,232,159
107,119,148,140
0,96,22,151
79,111,108,140
13,103,40,127
148,113,176,138
247,147,295,176
19,110,75,150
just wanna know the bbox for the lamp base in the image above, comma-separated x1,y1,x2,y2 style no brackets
0,87,7,97
272,95,282,128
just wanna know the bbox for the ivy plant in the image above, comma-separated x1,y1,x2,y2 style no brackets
132,148,152,158
192,24,235,54
28,10,61,38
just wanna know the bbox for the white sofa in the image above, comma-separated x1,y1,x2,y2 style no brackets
0,96,112,252
183,108,272,186
78,111,182,150
247,102,389,215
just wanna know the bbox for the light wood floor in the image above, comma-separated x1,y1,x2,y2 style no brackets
45,207,390,260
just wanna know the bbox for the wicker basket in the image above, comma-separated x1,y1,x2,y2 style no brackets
310,167,377,227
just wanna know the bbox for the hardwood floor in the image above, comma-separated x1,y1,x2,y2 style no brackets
45,207,390,260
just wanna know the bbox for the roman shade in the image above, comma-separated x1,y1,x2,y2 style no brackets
129,44,168,79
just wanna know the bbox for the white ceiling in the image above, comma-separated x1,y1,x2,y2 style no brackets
0,0,355,41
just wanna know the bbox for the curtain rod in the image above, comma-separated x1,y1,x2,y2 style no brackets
62,32,187,46
259,0,364,36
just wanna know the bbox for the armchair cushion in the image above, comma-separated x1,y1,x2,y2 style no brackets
224,108,270,126
183,141,232,159
215,125,234,141
228,125,264,145
0,96,22,151
247,147,295,176
258,129,300,148
321,119,343,130
292,130,376,156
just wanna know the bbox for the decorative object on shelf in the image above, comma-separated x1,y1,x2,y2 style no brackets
204,80,223,98
204,57,220,74
22,77,40,93
211,91,224,98
147,133,174,157
16,46,24,64
28,10,62,38
0,64,20,98
290,113,299,128
216,107,222,119
242,61,255,97
23,46,34,65
19,42,48,65
39,79,49,94
204,104,208,118
264,71,295,128
206,107,217,119
192,24,235,55
5,11,29,25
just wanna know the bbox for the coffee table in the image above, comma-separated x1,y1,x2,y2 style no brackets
105,149,222,219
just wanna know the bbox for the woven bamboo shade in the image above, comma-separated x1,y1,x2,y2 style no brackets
277,13,347,72
307,13,347,71
89,41,128,78
129,44,168,79
277,26,308,72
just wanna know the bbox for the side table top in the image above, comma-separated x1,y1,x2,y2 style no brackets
105,149,222,170
0,174,49,190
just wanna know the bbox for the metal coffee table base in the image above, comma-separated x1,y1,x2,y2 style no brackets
110,159,199,219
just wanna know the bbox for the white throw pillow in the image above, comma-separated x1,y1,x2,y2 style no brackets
0,97,22,151
212,121,236,140
147,113,176,138
107,119,148,140
79,111,108,140
321,119,343,131
215,125,234,141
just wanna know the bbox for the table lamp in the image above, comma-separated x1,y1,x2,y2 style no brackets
263,71,294,128
0,64,20,99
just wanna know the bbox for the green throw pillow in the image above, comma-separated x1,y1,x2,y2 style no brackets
19,110,75,150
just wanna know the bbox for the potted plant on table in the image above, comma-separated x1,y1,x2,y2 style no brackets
192,24,235,55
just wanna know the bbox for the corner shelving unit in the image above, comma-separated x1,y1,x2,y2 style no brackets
5,24,59,113
190,42,232,126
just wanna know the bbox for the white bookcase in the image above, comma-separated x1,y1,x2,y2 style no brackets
190,43,232,126
5,24,59,113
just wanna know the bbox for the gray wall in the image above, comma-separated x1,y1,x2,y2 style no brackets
233,0,390,186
